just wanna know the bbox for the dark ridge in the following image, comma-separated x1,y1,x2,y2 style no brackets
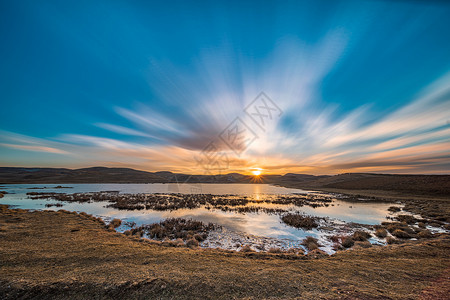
0,167,449,196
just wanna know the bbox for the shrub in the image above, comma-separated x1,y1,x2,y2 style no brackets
392,229,411,239
341,237,354,248
375,228,387,238
352,231,371,241
281,214,318,230
110,218,122,228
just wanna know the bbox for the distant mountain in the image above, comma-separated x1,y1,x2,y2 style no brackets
283,173,450,197
0,167,448,197
0,167,332,185
0,167,166,184
0,167,258,184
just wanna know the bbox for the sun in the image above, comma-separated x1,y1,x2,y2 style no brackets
251,168,262,176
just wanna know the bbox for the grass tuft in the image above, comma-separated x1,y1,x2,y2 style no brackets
386,236,397,244
110,219,122,228
281,214,318,230
240,245,254,252
268,247,283,254
417,229,433,239
392,229,411,239
302,236,320,251
375,228,387,238
341,237,355,248
352,231,371,241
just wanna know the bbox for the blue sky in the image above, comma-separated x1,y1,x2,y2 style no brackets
1,0,449,174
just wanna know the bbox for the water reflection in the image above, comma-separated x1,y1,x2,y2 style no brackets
0,183,399,252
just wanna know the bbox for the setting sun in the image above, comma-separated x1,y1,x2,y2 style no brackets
251,168,262,176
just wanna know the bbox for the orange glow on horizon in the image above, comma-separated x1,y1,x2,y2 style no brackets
251,168,263,176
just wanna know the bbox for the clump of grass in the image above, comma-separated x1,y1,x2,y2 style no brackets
396,215,417,224
45,203,63,208
285,248,304,255
161,238,177,247
391,229,411,239
375,228,387,238
341,237,354,248
96,217,105,226
352,231,371,241
110,219,122,228
174,238,185,247
384,222,415,235
240,245,254,252
417,222,426,228
130,227,144,237
281,214,318,230
268,247,283,254
387,206,401,212
193,233,206,242
354,241,372,248
329,235,341,243
386,236,397,244
332,243,345,251
417,229,432,239
79,212,90,218
143,218,217,242
302,236,320,251
306,249,328,259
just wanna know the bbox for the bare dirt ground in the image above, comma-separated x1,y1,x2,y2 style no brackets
0,204,449,299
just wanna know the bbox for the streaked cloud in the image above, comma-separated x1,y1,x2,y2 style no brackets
0,143,68,154
1,0,449,174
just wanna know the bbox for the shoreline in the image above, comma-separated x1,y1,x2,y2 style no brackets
2,186,449,254
0,204,449,299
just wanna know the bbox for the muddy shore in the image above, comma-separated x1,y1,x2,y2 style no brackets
0,204,449,299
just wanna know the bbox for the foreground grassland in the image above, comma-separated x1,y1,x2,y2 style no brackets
0,205,449,299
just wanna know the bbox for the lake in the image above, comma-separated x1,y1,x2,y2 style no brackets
0,183,401,253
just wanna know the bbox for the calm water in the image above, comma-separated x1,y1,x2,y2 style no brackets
0,183,399,252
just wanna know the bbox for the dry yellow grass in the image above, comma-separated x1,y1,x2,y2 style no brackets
0,204,449,299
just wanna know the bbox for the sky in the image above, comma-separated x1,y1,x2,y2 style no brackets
0,0,450,175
